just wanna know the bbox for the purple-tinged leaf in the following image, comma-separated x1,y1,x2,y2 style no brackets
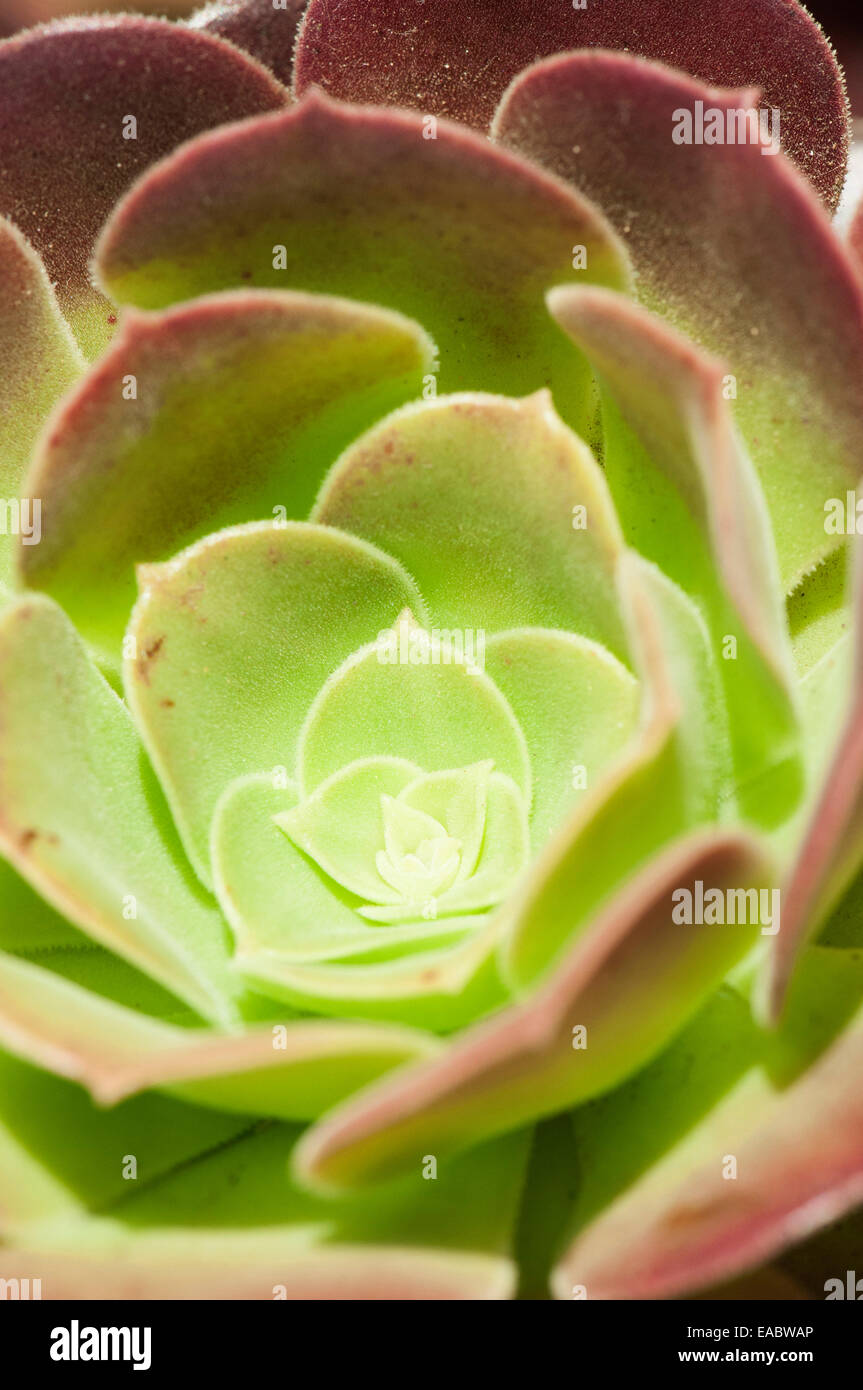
20,290,433,665
0,16,287,356
95,92,630,442
295,0,848,207
0,218,83,592
190,0,307,86
295,830,771,1191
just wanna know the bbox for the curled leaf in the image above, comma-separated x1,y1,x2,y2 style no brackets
295,829,772,1191
95,92,630,441
22,290,433,665
0,218,83,593
495,52,863,592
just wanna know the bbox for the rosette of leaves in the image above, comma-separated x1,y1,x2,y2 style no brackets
2,1,863,1301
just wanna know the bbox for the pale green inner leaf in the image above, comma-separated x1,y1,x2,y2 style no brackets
298,614,531,802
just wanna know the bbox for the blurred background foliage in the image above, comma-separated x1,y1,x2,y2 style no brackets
0,0,198,30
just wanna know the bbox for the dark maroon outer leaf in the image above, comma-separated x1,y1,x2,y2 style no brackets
190,0,307,87
294,0,848,209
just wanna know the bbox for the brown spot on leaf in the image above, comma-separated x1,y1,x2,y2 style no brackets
19,827,59,853
136,635,164,686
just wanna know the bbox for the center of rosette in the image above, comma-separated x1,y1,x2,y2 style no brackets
273,755,530,928
375,795,463,904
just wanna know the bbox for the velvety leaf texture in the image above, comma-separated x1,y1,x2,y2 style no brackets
494,53,863,595
94,93,630,442
0,16,287,355
1,0,862,1306
190,0,307,86
295,0,848,208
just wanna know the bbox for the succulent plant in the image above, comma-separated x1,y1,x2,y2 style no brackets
2,0,863,1302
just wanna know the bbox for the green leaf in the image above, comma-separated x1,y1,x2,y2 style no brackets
376,798,466,902
361,773,529,922
393,763,492,884
1,1120,529,1298
276,758,423,905
22,291,434,667
0,1075,83,1232
95,92,630,441
7,943,205,1028
314,390,628,658
0,950,443,1123
0,218,83,590
298,612,531,800
502,553,731,990
236,917,510,1033
214,771,472,963
549,287,801,828
0,594,242,1026
295,830,772,1191
125,523,425,885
